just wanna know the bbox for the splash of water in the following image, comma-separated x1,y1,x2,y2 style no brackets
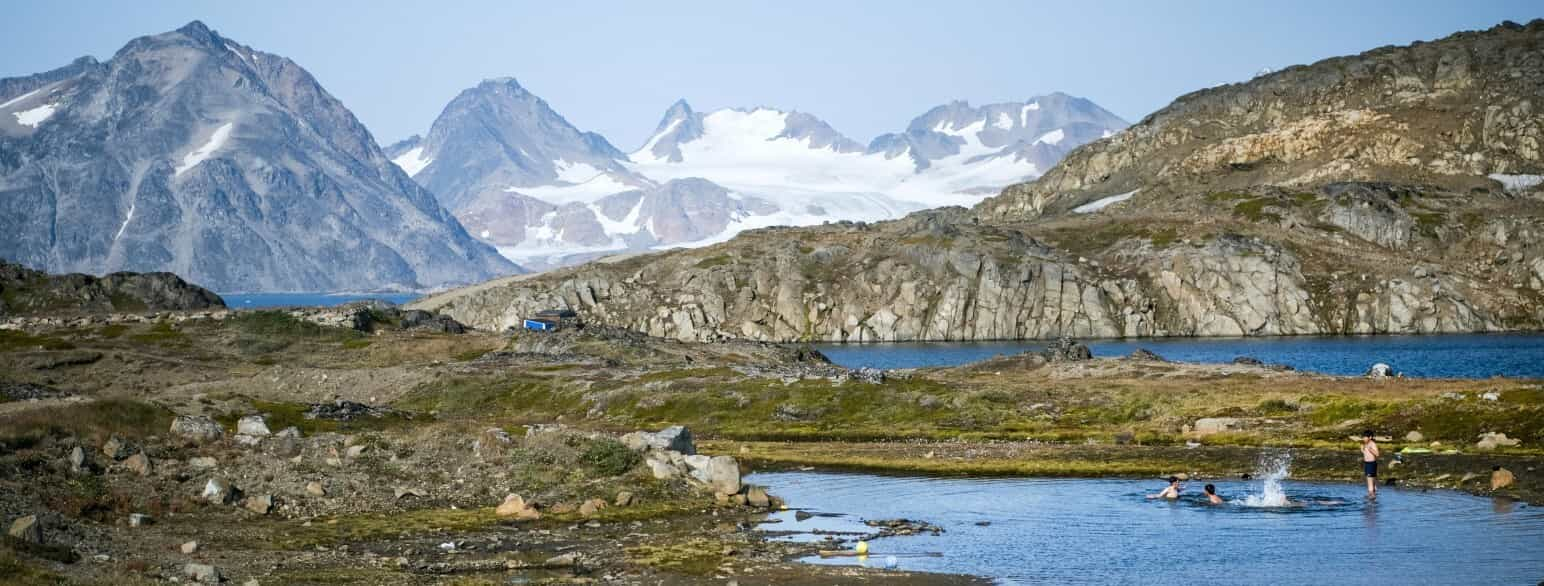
1239,451,1292,507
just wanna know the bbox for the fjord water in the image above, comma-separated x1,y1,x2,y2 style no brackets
815,333,1544,378
751,470,1544,585
219,292,420,308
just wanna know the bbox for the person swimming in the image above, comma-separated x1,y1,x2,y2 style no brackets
1148,476,1182,500
1203,483,1224,505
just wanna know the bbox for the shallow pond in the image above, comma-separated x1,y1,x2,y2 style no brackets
815,333,1544,378
749,462,1544,585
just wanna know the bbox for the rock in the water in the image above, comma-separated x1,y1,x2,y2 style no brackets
237,415,272,437
202,478,239,505
614,491,635,507
579,498,608,516
1404,431,1425,443
8,515,42,543
1192,418,1242,435
745,486,771,508
171,416,225,444
184,563,222,584
305,481,326,497
1366,363,1393,379
123,453,152,477
182,541,200,554
706,456,742,495
1491,467,1516,490
243,494,274,515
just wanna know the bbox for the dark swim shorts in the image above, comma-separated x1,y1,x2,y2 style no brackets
1363,461,1378,477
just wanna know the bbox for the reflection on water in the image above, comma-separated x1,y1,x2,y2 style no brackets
814,333,1544,378
751,471,1544,585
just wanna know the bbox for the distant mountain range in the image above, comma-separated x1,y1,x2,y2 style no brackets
387,81,1126,269
0,22,516,292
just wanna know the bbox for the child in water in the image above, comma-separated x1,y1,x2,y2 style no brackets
1203,483,1224,505
1148,476,1182,499
1361,430,1380,500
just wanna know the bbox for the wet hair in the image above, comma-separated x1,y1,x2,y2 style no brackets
1204,484,1216,494
1167,476,1179,484
1363,430,1375,438
1493,465,1501,471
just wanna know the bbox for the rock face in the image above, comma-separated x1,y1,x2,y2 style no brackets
978,20,1544,221
414,22,1544,342
0,260,224,316
0,21,516,292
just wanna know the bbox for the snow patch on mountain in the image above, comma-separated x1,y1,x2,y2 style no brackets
13,103,58,127
391,146,431,177
174,122,234,176
1073,189,1138,213
1034,128,1065,145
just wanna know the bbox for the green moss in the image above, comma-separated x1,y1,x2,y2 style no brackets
0,399,173,446
97,324,129,338
1205,191,1254,203
129,320,189,347
694,254,733,269
0,548,70,585
1232,198,1283,223
626,539,724,575
1412,211,1445,238
0,330,75,352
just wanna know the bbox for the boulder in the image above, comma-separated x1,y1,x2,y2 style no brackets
305,481,326,497
1043,337,1092,362
1404,431,1425,443
123,453,152,477
236,415,272,437
202,478,239,505
243,494,274,515
171,416,225,444
184,563,222,584
1192,418,1242,435
614,491,635,507
1476,432,1521,451
8,515,41,543
645,454,681,480
495,494,540,519
102,436,129,461
68,446,88,473
1366,363,1393,379
745,486,771,508
579,498,608,516
624,426,696,455
706,456,741,495
1491,467,1515,490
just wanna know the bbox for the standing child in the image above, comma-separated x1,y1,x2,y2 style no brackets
1361,430,1380,499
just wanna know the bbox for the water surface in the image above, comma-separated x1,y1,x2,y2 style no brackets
219,292,419,309
816,333,1544,378
750,469,1544,585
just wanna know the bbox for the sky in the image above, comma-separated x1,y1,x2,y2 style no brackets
2,1,1541,150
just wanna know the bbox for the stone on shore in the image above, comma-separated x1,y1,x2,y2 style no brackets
1476,432,1521,451
622,425,696,455
745,486,771,508
495,494,540,519
1492,467,1515,490
579,498,608,516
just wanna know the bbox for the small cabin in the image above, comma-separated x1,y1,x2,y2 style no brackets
521,309,580,333
523,318,557,332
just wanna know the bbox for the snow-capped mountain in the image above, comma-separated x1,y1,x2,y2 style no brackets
0,21,516,292
391,83,1126,270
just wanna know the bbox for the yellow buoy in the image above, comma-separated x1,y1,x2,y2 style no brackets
855,541,869,555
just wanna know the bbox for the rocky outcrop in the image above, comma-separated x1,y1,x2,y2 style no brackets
0,260,224,316
978,20,1544,221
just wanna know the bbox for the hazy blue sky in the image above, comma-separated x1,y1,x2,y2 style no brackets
3,1,1540,149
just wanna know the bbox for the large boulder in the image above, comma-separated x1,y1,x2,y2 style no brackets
1491,467,1516,490
7,515,41,543
1042,337,1092,362
1192,417,1243,435
622,426,696,455
495,494,540,519
171,416,225,444
237,415,272,436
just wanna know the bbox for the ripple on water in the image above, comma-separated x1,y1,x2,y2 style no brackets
750,471,1544,585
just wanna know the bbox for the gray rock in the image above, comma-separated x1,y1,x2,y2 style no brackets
202,478,239,505
305,481,326,497
128,513,152,527
188,456,218,470
171,416,225,444
745,486,771,508
123,453,152,477
236,415,272,437
184,562,222,584
625,426,695,455
68,446,88,472
243,494,274,515
102,436,129,461
705,456,742,495
181,541,199,554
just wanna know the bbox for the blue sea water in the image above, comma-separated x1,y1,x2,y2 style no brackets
815,333,1544,378
219,292,420,309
